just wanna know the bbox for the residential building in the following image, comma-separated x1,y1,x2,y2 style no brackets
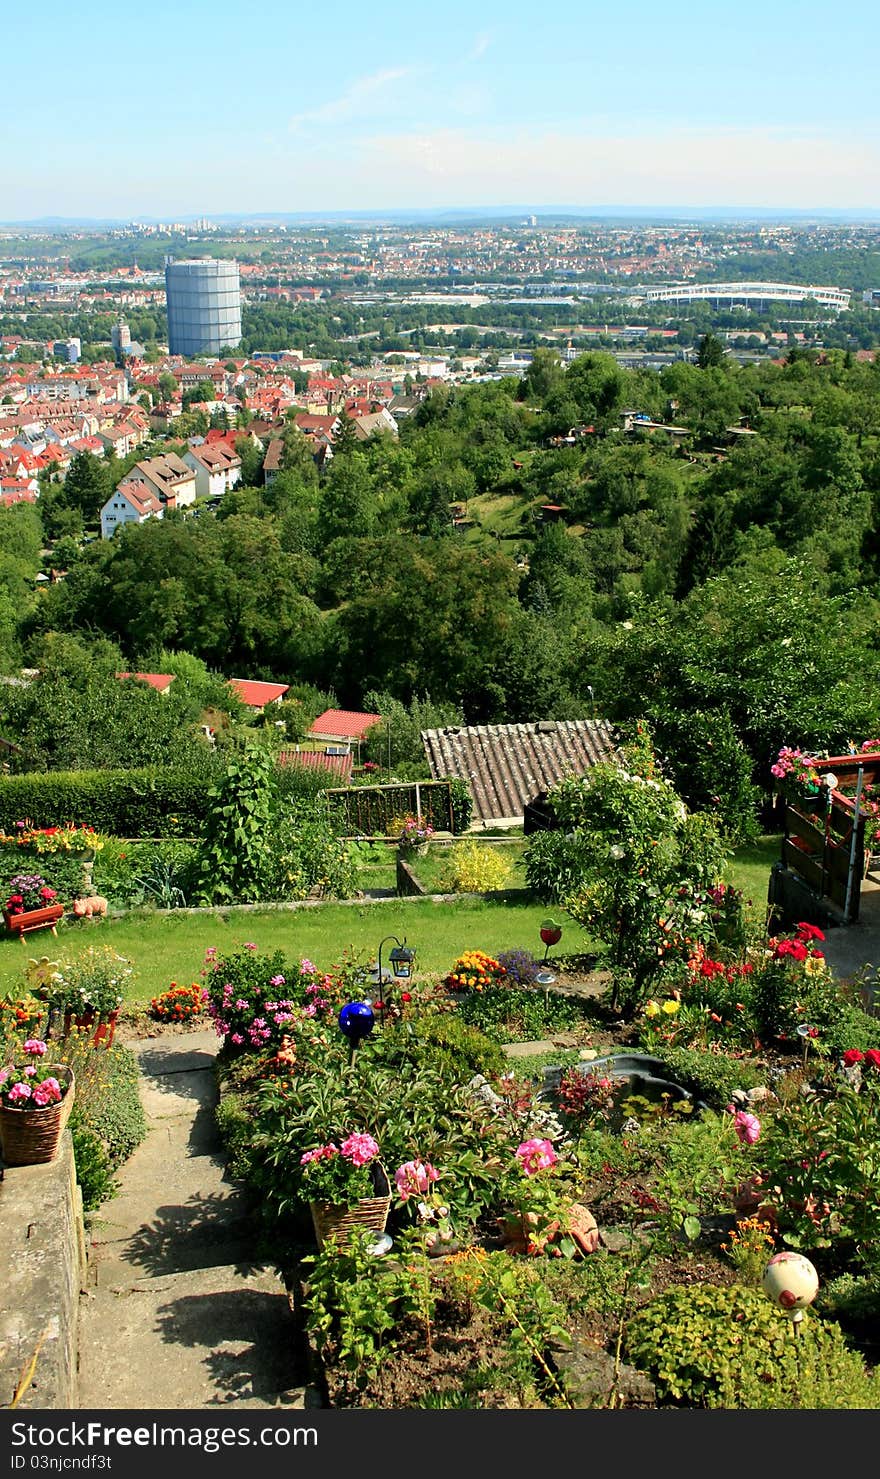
227,678,290,712
127,451,197,509
182,442,242,499
100,482,164,539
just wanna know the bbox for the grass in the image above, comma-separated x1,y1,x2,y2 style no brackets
0,895,570,1006
0,835,782,1008
724,834,781,910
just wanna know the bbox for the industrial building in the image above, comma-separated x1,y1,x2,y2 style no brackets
164,257,242,357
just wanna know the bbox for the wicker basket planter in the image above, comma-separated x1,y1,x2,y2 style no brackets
309,1163,392,1251
0,1066,75,1167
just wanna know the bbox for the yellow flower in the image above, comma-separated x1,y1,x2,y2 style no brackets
644,999,661,1018
662,999,680,1016
803,956,825,977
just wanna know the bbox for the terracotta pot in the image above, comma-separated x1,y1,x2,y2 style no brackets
63,1007,119,1048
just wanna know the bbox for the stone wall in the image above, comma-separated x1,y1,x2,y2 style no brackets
0,1134,85,1409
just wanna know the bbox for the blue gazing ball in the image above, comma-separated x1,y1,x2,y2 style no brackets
338,1001,375,1042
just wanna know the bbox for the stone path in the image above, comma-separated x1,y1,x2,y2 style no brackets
77,1029,312,1409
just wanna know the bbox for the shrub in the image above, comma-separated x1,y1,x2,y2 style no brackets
62,1038,147,1210
651,1045,767,1108
69,1122,116,1211
455,985,590,1044
202,945,305,1053
262,798,357,901
440,841,513,893
384,1012,505,1081
625,1284,879,1408
757,1061,880,1275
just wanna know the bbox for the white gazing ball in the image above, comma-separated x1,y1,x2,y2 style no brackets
762,1251,819,1312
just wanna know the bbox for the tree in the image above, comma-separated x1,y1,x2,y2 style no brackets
60,452,112,522
696,332,725,369
331,409,359,457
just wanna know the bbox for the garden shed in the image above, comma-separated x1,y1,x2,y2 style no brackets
420,718,619,829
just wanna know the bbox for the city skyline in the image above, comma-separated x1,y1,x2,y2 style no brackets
5,0,879,219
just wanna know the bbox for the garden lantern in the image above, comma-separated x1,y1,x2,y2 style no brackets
372,935,415,1023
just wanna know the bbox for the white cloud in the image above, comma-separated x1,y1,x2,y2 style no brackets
351,124,880,207
466,33,491,62
289,68,412,132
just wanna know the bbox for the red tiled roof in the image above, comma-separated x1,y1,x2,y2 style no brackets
309,709,382,740
277,749,353,780
227,678,290,708
116,672,176,692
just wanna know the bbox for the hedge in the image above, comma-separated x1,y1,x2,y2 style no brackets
0,762,334,838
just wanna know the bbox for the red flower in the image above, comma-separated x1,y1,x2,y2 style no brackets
795,922,825,942
401,992,412,1003
864,1049,880,1070
842,1049,864,1065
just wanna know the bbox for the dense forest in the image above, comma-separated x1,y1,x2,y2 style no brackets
2,347,879,831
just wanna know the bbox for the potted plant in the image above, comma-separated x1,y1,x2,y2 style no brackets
3,874,64,939
47,945,132,1048
395,814,435,858
0,1037,75,1166
299,1132,391,1249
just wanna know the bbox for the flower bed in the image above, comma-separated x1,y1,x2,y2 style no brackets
209,930,880,1409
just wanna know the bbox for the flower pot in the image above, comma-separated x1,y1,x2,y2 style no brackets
0,1066,75,1167
309,1164,392,1251
63,1007,119,1048
3,903,64,941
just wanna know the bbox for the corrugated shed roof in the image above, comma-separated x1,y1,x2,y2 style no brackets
420,719,620,826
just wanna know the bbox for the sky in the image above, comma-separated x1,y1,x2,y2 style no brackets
3,0,879,220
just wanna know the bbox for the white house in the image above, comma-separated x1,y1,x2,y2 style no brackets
182,443,242,499
100,482,164,539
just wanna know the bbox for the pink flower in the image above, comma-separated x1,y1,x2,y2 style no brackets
728,1108,761,1144
340,1132,380,1167
270,975,286,987
230,1032,244,1045
515,1138,558,1176
40,1078,62,1102
23,1064,37,1077
23,1038,47,1056
395,1159,440,1200
8,1081,32,1104
204,947,217,960
243,943,257,951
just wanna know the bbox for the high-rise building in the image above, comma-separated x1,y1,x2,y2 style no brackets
111,319,131,356
164,257,242,357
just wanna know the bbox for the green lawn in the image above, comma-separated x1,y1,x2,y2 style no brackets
0,835,782,1007
0,896,567,1005
724,834,781,909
